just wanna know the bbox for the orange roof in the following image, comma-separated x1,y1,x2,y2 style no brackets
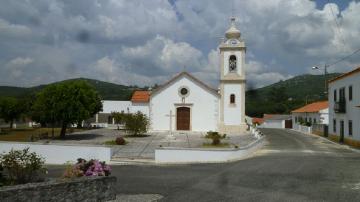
252,117,264,124
131,91,150,103
292,101,328,113
329,66,360,83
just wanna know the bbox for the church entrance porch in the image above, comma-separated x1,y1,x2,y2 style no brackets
176,107,190,130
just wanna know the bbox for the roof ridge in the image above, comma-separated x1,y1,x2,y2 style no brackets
151,71,219,97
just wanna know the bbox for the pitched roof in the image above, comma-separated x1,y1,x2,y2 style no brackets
252,117,264,124
131,91,150,103
263,114,291,120
151,71,219,97
292,101,328,113
328,66,360,83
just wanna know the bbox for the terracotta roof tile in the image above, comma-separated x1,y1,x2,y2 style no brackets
131,91,150,103
292,101,328,113
252,117,264,124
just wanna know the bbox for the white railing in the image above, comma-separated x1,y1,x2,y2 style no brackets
293,123,312,134
249,124,264,139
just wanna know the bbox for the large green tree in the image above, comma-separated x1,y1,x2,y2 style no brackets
32,80,102,138
0,97,23,128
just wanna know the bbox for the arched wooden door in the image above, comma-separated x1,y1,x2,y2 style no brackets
176,107,190,130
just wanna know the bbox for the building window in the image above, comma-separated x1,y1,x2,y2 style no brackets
349,120,353,136
349,86,353,101
340,87,345,102
295,117,298,122
334,89,337,101
333,119,336,133
313,118,316,124
230,94,235,104
178,86,190,97
229,55,237,72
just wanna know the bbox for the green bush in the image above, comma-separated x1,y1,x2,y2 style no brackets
115,137,126,145
124,112,149,136
0,148,47,185
205,131,225,145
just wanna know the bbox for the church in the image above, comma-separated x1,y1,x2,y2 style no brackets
94,18,247,134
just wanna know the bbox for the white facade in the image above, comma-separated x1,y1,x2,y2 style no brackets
218,17,247,134
329,69,360,142
102,100,131,113
292,108,329,125
261,120,285,129
150,75,219,132
130,102,149,117
223,84,243,125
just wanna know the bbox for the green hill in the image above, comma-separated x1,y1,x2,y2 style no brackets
0,73,342,117
0,78,137,100
246,73,341,117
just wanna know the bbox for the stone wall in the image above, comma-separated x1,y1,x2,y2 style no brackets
0,176,116,202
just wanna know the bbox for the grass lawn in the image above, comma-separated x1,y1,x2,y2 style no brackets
0,127,88,142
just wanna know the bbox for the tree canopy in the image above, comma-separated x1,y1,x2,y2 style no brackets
0,97,23,128
32,80,102,138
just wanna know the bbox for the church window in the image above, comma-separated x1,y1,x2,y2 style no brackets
229,55,237,72
180,88,188,95
230,94,235,104
178,86,190,97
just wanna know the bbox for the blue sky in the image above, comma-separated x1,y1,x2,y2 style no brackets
0,0,359,88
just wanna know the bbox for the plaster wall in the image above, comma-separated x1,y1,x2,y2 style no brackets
329,73,360,141
150,76,218,132
0,142,112,164
223,84,243,125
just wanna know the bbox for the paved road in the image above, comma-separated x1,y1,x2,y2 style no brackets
48,129,360,201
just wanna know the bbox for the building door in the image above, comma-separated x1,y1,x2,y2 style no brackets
340,120,344,143
176,107,190,130
285,120,292,129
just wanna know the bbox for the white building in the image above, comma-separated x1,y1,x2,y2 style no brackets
259,114,292,129
292,101,329,125
328,67,360,146
93,18,248,134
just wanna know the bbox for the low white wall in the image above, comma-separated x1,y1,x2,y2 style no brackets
293,124,312,134
0,142,112,164
259,120,284,129
155,136,265,164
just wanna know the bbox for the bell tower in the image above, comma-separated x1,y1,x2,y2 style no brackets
218,17,247,134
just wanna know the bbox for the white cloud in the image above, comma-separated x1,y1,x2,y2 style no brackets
0,0,360,88
7,57,33,66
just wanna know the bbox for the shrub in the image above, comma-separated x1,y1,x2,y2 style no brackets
205,131,225,145
124,112,149,136
0,148,46,185
115,137,126,145
63,158,111,178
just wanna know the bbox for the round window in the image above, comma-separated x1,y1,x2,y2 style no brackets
180,88,188,95
178,86,190,97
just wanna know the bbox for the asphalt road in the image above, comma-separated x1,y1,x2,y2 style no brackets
48,129,360,201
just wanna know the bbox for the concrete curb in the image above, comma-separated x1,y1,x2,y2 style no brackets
110,135,266,165
154,135,265,164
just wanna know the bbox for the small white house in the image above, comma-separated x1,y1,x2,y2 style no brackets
259,114,292,129
291,101,329,125
328,67,360,146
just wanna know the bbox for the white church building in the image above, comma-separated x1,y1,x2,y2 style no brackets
94,18,247,134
